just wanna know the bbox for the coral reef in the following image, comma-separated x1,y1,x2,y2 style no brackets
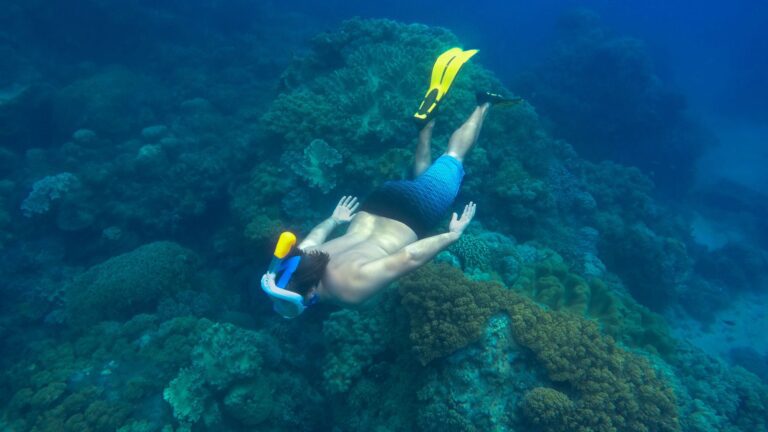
514,9,714,195
509,300,679,432
322,298,396,393
511,250,676,356
283,138,343,193
1,13,767,432
400,264,681,431
65,242,199,327
399,264,504,365
21,172,80,217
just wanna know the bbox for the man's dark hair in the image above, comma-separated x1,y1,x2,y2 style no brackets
285,248,331,296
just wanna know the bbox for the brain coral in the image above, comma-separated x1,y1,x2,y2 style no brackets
65,241,199,326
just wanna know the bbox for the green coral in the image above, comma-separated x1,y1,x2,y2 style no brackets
399,264,504,365
164,368,208,423
323,303,394,393
261,18,507,189
191,322,264,389
521,387,575,429
509,300,679,432
399,264,679,431
448,234,493,271
65,242,199,326
512,251,676,356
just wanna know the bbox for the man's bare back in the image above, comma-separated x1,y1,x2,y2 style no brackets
302,211,418,305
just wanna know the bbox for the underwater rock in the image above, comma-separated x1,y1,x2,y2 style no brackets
417,314,538,431
65,242,199,326
514,9,712,194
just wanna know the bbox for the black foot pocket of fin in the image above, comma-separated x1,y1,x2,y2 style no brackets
476,91,524,107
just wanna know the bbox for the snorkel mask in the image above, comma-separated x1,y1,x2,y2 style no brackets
260,232,318,318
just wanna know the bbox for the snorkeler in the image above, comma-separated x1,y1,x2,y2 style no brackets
262,48,522,318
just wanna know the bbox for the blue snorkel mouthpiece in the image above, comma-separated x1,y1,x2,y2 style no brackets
261,232,312,318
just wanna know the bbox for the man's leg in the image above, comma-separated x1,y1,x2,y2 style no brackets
413,119,435,177
445,103,490,162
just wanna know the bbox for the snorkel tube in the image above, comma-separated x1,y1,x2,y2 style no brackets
261,231,309,318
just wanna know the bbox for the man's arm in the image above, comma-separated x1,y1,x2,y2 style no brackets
344,202,476,304
298,196,359,249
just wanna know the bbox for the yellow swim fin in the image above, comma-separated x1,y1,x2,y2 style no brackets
414,47,479,123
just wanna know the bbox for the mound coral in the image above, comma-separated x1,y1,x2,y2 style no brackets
511,252,676,355
65,241,199,326
448,233,493,271
400,264,679,431
509,300,679,432
399,264,505,365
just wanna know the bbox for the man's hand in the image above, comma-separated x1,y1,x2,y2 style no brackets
449,201,476,235
332,195,359,224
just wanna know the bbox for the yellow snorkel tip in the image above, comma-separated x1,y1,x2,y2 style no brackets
274,231,297,259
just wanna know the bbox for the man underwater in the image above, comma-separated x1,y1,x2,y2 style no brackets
261,48,521,318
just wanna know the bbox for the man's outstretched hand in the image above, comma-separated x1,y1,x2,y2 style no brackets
332,195,359,224
449,202,476,235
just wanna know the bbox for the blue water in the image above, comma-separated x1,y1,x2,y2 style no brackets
1,1,767,431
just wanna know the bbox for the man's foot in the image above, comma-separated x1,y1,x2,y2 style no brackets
476,91,524,107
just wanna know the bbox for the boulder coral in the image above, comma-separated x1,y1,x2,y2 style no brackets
65,241,199,327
